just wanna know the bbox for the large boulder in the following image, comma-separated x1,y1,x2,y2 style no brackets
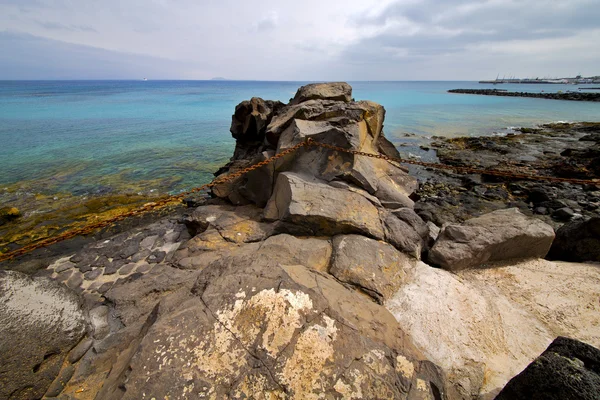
496,337,600,400
116,239,448,399
0,271,87,399
386,258,600,399
428,208,555,271
547,216,600,262
289,82,353,105
330,234,417,304
263,172,385,239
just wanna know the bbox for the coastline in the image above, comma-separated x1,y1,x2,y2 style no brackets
449,88,600,102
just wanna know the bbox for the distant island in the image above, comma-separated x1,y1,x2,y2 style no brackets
211,77,227,81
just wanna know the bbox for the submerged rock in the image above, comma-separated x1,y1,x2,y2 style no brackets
428,208,555,270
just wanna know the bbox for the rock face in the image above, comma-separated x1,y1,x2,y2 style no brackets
547,216,600,262
290,81,353,105
0,271,87,399
496,337,600,400
428,208,555,270
330,234,417,303
213,82,418,213
387,258,600,399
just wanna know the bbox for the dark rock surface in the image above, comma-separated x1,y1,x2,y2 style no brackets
449,88,600,102
496,336,600,400
547,216,600,261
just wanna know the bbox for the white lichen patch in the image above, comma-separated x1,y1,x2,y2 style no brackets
279,315,338,399
231,374,286,399
215,288,314,358
395,355,415,380
363,349,391,375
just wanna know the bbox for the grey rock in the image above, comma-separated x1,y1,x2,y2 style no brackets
103,263,118,275
534,206,548,215
148,251,166,264
330,234,416,303
44,364,75,397
429,208,556,271
97,282,113,294
139,235,158,249
131,248,151,262
289,81,352,105
89,306,110,340
0,271,86,400
425,221,441,247
56,269,73,282
76,263,93,273
135,263,152,274
264,172,384,239
118,263,137,275
67,338,94,364
66,272,83,291
118,243,139,259
83,268,102,281
383,212,425,259
55,261,76,273
552,207,575,221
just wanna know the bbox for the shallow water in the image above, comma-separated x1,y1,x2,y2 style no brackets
1,80,599,196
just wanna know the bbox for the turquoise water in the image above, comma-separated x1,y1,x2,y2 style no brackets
1,80,599,196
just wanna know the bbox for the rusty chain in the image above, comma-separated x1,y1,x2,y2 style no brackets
0,141,306,263
305,138,600,186
1,137,598,263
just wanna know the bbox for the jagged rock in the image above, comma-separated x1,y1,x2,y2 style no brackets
118,241,447,399
289,81,352,105
0,271,87,400
428,208,555,270
383,212,426,259
186,204,274,242
330,235,417,303
496,337,600,400
547,216,600,261
386,259,600,398
264,172,385,238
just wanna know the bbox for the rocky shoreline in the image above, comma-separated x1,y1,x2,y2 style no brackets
449,88,600,102
1,83,599,399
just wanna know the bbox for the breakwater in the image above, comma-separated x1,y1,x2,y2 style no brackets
449,88,600,102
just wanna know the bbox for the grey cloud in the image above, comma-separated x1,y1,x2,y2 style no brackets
0,31,191,79
344,0,599,59
36,20,97,32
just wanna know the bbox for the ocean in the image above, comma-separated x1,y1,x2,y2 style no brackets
1,80,599,197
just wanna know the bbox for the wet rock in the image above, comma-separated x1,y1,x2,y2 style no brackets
264,172,385,239
290,81,352,105
83,268,102,280
0,271,86,400
547,216,600,262
44,364,75,397
147,251,166,264
89,306,110,340
67,338,94,364
0,206,21,225
330,235,416,303
496,337,600,400
552,207,575,221
429,208,555,271
118,263,136,275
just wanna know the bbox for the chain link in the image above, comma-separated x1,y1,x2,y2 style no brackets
1,137,597,263
305,138,600,186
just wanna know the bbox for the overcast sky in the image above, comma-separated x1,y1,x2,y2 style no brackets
1,0,599,80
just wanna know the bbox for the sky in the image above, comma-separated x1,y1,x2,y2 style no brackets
0,0,599,80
